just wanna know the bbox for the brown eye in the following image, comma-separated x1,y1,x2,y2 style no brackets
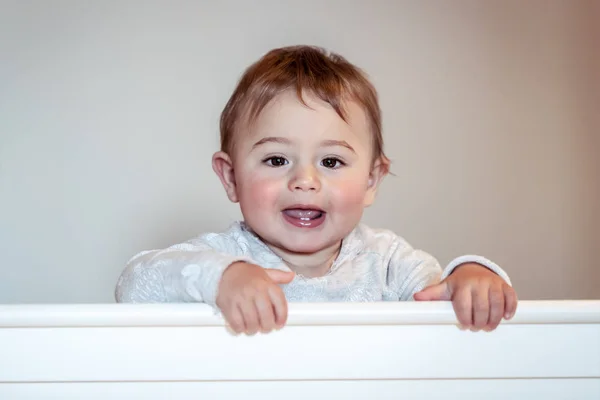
321,158,343,169
265,157,288,167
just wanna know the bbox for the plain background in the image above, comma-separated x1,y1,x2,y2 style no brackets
1,0,598,303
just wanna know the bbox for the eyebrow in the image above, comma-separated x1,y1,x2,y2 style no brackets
321,139,356,154
252,136,292,149
252,136,356,154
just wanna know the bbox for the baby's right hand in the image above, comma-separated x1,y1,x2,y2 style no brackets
216,262,295,335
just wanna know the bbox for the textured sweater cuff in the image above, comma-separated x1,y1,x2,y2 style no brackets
441,255,512,286
181,254,256,307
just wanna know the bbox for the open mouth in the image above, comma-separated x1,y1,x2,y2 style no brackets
282,207,326,228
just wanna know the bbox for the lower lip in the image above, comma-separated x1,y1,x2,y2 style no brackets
282,212,326,228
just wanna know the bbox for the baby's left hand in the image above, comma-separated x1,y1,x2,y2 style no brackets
414,263,518,332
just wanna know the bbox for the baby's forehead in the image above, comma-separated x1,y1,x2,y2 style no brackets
244,91,371,139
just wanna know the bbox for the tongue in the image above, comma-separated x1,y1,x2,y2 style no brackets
283,209,323,220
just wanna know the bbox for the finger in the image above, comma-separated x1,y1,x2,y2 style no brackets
265,269,295,284
268,284,288,329
239,299,260,335
226,304,245,334
472,285,490,331
452,287,472,328
503,285,518,319
486,283,505,331
413,282,451,301
255,293,276,333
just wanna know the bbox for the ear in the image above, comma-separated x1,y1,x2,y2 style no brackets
364,157,390,207
212,151,239,203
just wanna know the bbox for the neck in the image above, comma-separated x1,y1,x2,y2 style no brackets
266,241,342,278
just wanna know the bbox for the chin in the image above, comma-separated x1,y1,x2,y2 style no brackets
277,236,338,255
284,243,326,254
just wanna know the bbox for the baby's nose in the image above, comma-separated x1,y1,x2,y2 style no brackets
289,166,321,192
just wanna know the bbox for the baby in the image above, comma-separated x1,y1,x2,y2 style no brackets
115,45,517,335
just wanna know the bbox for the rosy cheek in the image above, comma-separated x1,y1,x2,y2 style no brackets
239,174,281,207
329,179,369,211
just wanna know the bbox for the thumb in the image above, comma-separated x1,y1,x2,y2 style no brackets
414,282,451,301
265,269,295,284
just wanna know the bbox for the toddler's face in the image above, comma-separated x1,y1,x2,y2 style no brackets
217,90,383,255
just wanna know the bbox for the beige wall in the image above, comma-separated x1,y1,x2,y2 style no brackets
0,0,598,303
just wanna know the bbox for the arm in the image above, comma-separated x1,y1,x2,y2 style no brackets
115,234,255,306
115,232,295,335
386,237,516,331
386,239,510,301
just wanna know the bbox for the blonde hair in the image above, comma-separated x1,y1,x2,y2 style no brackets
220,45,389,166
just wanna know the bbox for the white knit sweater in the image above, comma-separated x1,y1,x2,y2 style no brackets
115,221,511,306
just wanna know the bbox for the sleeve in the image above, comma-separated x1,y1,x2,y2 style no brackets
114,233,257,306
386,238,512,301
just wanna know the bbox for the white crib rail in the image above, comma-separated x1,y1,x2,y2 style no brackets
1,301,599,399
